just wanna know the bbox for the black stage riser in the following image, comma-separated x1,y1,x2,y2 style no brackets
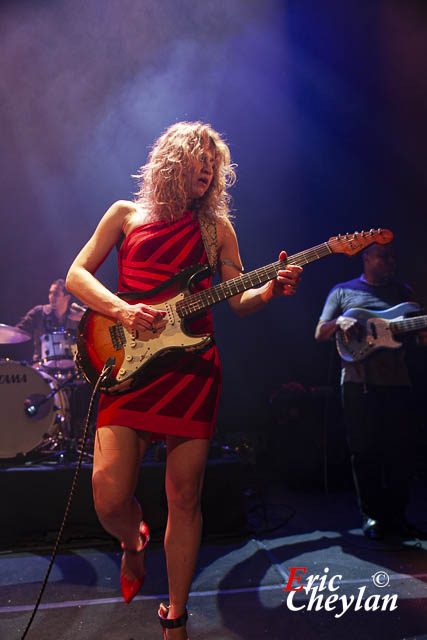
0,459,246,547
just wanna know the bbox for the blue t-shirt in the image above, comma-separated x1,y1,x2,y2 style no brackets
319,275,415,386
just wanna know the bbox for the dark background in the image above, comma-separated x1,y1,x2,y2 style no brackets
1,0,426,444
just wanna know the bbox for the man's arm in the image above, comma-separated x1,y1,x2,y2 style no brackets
315,318,340,342
314,288,347,342
16,306,42,335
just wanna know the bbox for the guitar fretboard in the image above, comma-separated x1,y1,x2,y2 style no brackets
176,242,333,318
391,316,427,334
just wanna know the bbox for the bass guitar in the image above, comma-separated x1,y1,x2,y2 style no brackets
77,228,393,394
336,302,427,363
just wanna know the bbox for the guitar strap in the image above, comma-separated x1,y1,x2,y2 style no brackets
198,215,218,274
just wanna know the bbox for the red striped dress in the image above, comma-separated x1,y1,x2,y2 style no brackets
96,211,221,440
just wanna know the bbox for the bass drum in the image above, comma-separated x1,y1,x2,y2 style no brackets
0,360,69,460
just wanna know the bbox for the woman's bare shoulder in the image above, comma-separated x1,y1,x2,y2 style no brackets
216,216,237,245
97,199,136,229
120,201,151,235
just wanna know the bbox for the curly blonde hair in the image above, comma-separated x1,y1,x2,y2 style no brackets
134,121,237,223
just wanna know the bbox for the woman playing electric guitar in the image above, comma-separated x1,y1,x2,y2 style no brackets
66,121,302,639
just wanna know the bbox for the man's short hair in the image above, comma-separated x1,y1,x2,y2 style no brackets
50,278,68,295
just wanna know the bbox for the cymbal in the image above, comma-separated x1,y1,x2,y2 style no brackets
0,324,31,344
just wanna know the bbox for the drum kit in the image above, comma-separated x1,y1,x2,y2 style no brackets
0,323,93,465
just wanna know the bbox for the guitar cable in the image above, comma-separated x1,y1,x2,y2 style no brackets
20,357,116,640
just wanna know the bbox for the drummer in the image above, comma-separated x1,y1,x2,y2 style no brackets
15,279,85,363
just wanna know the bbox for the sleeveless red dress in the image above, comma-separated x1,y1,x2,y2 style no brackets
96,211,221,440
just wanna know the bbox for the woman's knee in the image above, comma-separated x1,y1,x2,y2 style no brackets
92,469,128,521
166,482,201,515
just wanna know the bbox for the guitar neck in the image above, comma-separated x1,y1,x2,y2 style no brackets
177,242,333,318
391,315,427,335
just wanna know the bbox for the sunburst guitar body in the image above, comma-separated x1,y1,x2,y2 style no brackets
77,264,212,394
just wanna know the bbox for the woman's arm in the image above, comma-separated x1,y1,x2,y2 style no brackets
217,219,302,317
66,200,165,332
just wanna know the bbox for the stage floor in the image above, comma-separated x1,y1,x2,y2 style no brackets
2,470,427,640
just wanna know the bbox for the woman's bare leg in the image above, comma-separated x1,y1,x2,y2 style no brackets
92,425,151,576
164,436,210,637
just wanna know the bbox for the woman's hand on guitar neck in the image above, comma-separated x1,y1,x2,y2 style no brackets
267,251,303,299
118,302,167,333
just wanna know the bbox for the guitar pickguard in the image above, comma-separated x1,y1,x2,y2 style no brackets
114,293,212,384
76,266,214,394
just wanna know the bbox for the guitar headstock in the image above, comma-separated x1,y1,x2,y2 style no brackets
328,229,393,257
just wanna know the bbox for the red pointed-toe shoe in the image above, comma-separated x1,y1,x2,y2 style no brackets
120,521,150,604
158,602,189,639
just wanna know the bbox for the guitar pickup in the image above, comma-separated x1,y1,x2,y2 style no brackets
109,323,126,351
368,321,377,340
164,303,175,325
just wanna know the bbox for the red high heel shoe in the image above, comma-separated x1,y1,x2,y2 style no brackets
120,521,150,604
158,603,189,639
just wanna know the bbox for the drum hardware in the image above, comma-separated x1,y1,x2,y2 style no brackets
23,371,95,465
37,369,96,463
25,370,79,417
42,358,114,462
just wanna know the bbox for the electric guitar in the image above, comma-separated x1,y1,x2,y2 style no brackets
76,228,393,394
336,302,427,363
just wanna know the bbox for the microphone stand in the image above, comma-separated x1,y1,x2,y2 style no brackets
24,371,86,462
25,371,79,416
24,359,116,464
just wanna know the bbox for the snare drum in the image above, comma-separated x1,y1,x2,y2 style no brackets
0,360,69,459
40,331,77,372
